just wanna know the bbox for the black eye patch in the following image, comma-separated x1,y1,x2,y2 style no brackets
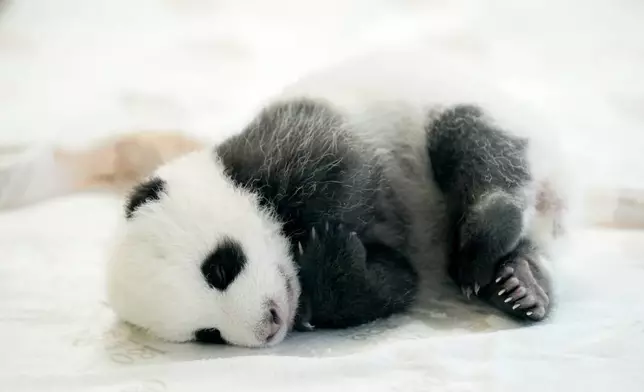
201,238,247,291
125,177,167,219
194,328,228,345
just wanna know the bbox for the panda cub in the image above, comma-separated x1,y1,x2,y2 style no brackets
107,53,570,348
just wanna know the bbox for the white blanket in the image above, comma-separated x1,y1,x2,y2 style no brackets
1,1,643,391
2,198,643,391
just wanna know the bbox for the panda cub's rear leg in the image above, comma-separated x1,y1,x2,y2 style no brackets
427,104,552,321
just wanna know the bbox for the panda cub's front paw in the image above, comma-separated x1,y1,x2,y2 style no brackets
297,222,367,273
293,222,367,331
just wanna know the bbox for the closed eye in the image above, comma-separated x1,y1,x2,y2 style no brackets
201,237,247,291
216,264,226,284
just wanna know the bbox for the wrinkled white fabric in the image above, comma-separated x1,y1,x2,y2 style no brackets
1,0,643,391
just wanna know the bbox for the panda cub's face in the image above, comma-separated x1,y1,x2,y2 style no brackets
106,150,300,348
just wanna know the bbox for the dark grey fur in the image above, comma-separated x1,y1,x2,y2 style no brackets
427,105,530,290
206,97,553,332
425,104,552,320
216,99,417,329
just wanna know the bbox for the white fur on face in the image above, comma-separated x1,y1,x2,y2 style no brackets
106,150,300,348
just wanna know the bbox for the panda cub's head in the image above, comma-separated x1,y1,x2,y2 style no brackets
106,150,300,348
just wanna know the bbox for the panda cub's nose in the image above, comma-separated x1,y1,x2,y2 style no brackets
266,302,283,342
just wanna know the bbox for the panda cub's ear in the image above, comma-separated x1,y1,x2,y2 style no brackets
125,177,167,219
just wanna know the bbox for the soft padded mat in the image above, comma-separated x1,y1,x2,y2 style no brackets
1,0,643,391
1,199,643,391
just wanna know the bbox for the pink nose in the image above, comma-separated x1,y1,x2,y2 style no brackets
266,306,283,342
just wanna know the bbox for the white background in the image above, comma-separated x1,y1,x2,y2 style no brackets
1,0,643,188
1,1,643,391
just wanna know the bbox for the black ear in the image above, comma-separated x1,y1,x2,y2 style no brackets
201,238,247,291
125,177,167,219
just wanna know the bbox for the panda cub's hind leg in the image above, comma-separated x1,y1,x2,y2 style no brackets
427,104,552,321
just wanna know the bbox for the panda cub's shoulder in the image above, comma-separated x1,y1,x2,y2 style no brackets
213,97,401,249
